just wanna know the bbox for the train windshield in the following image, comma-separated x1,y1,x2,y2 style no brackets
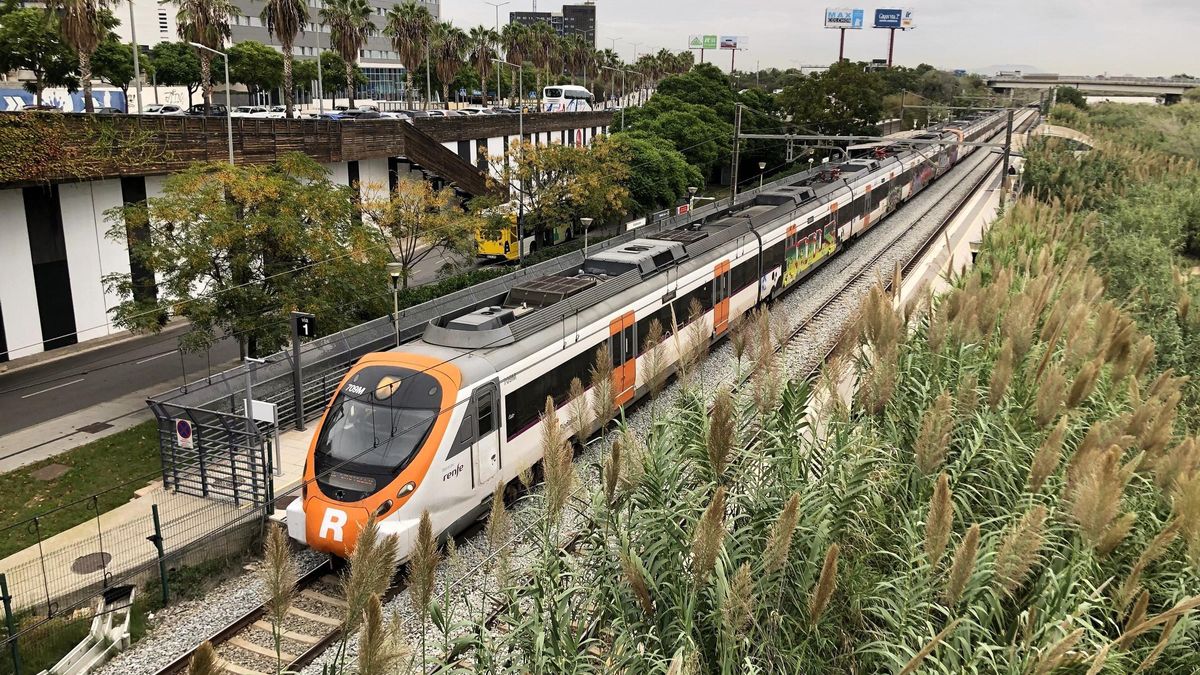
313,366,442,498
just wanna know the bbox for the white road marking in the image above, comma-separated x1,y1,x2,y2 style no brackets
21,378,85,399
135,351,176,365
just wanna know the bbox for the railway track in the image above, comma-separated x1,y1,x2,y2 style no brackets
444,110,1040,659
152,560,352,675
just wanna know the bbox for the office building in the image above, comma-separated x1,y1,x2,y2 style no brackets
510,2,595,46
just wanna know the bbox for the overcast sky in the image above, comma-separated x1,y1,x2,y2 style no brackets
442,0,1199,76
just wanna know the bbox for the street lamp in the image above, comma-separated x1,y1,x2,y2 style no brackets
484,1,509,107
601,65,625,129
386,262,403,346
758,161,767,189
580,217,593,259
494,57,526,263
189,42,233,164
314,22,325,114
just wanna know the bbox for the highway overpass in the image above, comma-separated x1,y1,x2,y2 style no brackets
987,74,1199,102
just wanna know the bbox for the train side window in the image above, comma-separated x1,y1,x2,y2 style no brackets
449,412,473,458
477,389,495,435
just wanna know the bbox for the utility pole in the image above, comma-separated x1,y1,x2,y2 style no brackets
127,0,143,113
485,1,509,107
838,27,846,62
730,102,743,202
999,109,1014,208
315,24,324,113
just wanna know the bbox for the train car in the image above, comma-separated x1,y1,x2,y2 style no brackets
287,111,1009,557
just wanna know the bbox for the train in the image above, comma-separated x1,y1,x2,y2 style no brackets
286,110,1010,557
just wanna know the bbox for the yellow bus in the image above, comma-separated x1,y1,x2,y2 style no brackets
476,203,575,262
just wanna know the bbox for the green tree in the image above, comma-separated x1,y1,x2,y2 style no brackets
175,0,239,112
1056,86,1088,109
384,1,433,109
44,0,113,113
91,36,139,107
500,22,530,106
362,178,479,290
228,40,283,99
491,136,630,243
260,0,307,117
104,153,389,357
526,21,556,100
626,93,732,179
320,0,373,108
778,60,885,135
468,25,497,105
431,21,466,107
0,8,79,106
149,41,202,105
610,130,704,214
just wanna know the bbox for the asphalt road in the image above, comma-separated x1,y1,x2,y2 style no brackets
0,249,470,439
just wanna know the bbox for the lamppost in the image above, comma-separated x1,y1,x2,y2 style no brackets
630,41,641,63
626,69,645,106
484,1,508,106
606,36,621,109
189,42,233,164
758,161,767,189
494,57,525,263
687,186,716,212
127,0,143,113
314,22,325,114
580,217,593,260
387,262,403,346
602,65,625,128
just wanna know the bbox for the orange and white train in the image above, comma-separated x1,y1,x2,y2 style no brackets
286,111,1009,557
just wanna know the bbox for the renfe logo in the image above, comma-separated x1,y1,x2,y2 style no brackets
319,507,348,542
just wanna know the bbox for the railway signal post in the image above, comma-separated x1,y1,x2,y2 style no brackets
291,312,316,431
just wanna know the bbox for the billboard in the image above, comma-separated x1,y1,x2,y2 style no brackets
824,8,865,29
688,34,718,50
874,8,915,29
719,35,746,50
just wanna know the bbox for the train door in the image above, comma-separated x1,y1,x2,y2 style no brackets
712,261,731,335
609,312,636,406
472,382,501,485
863,184,873,232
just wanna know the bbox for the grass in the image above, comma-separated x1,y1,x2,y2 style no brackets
0,421,160,560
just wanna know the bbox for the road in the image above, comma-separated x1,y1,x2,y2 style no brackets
0,248,467,439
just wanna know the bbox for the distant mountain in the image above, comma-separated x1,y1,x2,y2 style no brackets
967,64,1045,76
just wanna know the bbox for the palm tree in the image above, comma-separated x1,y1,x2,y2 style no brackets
468,26,497,106
500,23,529,107
526,21,555,102
430,22,466,108
175,0,239,113
45,0,110,113
261,0,307,118
563,35,591,87
320,0,373,109
596,48,620,106
384,1,433,109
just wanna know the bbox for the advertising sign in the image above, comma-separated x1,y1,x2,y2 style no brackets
719,35,742,50
688,35,719,50
873,8,902,28
824,8,865,29
874,8,914,29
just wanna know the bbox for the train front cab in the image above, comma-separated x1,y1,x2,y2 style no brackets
286,353,465,557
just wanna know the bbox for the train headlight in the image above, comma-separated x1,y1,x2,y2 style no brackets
397,481,416,499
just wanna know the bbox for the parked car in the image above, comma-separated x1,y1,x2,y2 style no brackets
255,105,288,118
458,108,485,116
424,109,462,118
21,104,60,112
342,109,381,119
92,107,124,114
187,103,228,116
379,111,414,120
231,105,268,117
152,104,187,116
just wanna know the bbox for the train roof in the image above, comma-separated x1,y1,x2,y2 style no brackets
405,112,1006,383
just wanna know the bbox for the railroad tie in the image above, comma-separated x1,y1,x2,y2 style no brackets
219,660,269,675
229,635,296,662
300,588,349,609
287,604,342,626
252,619,321,644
